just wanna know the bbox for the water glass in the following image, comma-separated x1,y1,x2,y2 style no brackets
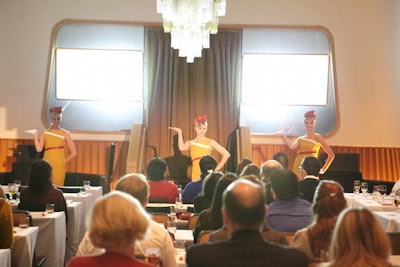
46,203,55,213
361,182,368,196
83,180,91,189
353,180,361,194
19,216,30,228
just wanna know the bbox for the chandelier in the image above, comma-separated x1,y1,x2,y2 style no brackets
156,0,226,63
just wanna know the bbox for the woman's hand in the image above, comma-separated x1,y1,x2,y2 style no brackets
168,127,182,134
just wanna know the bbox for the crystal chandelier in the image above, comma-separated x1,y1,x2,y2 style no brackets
156,0,226,63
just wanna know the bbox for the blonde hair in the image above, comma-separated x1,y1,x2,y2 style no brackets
329,208,391,267
88,191,150,250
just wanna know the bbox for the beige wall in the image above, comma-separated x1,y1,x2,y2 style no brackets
0,0,399,147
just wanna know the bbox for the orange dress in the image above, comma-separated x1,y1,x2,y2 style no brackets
43,128,67,186
190,138,212,181
293,136,321,177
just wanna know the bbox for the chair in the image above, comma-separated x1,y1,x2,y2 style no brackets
387,232,400,255
12,210,46,267
198,230,211,243
150,213,170,225
188,213,199,230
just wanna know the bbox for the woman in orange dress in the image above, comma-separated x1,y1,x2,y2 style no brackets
33,106,77,186
281,110,335,177
169,115,230,181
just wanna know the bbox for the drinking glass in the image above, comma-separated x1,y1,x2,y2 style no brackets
167,219,177,233
7,183,15,200
379,185,387,196
353,180,361,194
395,196,400,212
19,216,29,228
361,182,368,196
83,180,91,190
46,204,55,213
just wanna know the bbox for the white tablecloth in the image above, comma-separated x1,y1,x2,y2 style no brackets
174,230,194,244
0,249,11,267
63,193,95,216
85,186,102,200
65,201,84,264
12,226,39,267
373,211,400,232
345,193,397,212
31,211,66,267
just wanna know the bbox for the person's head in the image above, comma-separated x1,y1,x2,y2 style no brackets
29,159,53,195
147,157,167,181
329,208,391,266
273,152,289,169
239,163,261,179
115,173,149,206
49,106,62,126
300,156,321,177
312,180,347,220
304,110,316,130
236,158,253,175
88,191,150,251
222,179,265,231
260,160,282,183
270,169,299,200
202,171,224,200
193,114,208,138
199,155,217,177
210,172,239,228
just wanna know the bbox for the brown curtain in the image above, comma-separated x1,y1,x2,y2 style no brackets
146,28,241,164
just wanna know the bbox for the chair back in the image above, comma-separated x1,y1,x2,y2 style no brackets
188,213,199,230
388,232,400,255
150,213,170,225
12,210,33,227
198,230,211,243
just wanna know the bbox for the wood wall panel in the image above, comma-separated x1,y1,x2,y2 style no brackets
2,139,399,182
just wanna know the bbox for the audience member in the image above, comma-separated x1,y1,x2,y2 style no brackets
239,163,261,179
193,171,223,213
68,191,153,267
0,187,6,198
326,208,392,267
164,134,192,188
147,157,179,203
266,169,313,232
298,156,321,203
193,173,238,242
291,180,347,262
236,158,253,175
182,155,217,203
0,197,13,249
76,173,176,267
19,159,68,223
187,179,308,267
210,176,287,246
260,160,282,204
273,152,289,169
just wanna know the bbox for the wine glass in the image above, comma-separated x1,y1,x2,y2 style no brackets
353,180,361,194
361,182,368,197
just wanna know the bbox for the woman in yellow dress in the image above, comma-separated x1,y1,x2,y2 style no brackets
169,115,230,181
281,110,335,178
33,106,77,186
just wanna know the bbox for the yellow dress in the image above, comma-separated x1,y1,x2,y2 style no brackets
293,136,321,177
190,138,212,181
43,128,67,186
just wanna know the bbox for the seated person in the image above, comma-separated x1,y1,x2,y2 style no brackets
182,155,217,203
19,159,68,223
260,160,283,204
0,197,13,249
298,156,321,203
77,173,176,267
273,152,289,169
266,169,313,232
187,179,308,267
193,171,223,213
147,157,179,203
68,191,153,267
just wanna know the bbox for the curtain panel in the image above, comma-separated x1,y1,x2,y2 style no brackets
145,28,242,163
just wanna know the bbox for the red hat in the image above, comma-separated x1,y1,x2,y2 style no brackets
304,110,316,119
194,114,207,124
49,106,62,114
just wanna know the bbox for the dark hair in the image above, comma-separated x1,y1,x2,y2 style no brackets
239,163,261,179
270,169,299,200
199,155,217,176
147,157,167,181
209,172,238,229
273,152,289,169
29,160,53,195
223,181,265,226
301,156,321,176
236,158,252,175
201,171,224,210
